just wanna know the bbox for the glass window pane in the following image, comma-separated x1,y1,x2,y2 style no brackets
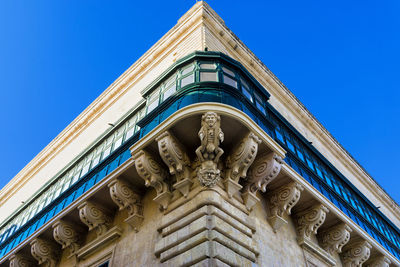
147,99,158,113
112,137,123,151
181,64,194,75
242,86,253,102
255,101,266,115
200,63,216,69
181,73,194,87
222,67,235,77
163,84,176,100
102,146,112,160
223,75,237,88
200,72,218,82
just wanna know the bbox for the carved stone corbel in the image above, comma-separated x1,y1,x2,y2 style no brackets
78,201,111,237
9,254,35,267
296,204,329,241
366,256,391,267
30,238,60,267
225,132,261,199
321,223,352,255
133,150,171,210
342,240,372,267
195,112,224,188
52,220,82,256
108,179,144,231
156,131,192,197
267,182,304,232
242,152,283,211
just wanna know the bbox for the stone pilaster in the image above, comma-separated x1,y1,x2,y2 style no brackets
78,201,111,237
156,131,193,197
108,179,144,231
242,152,283,211
154,190,258,266
366,256,391,267
342,240,372,267
30,238,60,267
321,223,352,255
133,150,171,210
267,182,304,232
52,220,82,256
9,254,35,267
225,132,261,199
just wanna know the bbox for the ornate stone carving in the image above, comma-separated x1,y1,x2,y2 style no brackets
30,238,59,267
225,132,261,199
156,131,192,197
321,223,352,255
342,240,372,267
267,182,304,231
195,112,224,187
52,220,82,256
242,152,283,210
246,152,283,194
366,256,391,267
78,201,111,237
197,160,221,187
296,204,329,240
9,254,35,267
133,150,171,210
108,179,144,231
195,112,224,163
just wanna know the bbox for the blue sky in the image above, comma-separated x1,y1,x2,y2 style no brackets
0,0,399,206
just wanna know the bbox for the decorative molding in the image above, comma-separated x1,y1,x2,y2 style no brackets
52,220,82,256
366,256,391,267
321,223,352,255
9,254,35,267
133,150,171,210
342,240,372,267
195,112,224,187
242,152,282,210
156,131,192,197
297,204,329,240
108,179,144,231
225,132,260,199
78,201,111,237
267,182,304,232
30,238,59,267
76,226,122,260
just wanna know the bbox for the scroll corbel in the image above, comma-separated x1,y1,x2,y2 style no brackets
156,131,192,197
133,150,171,210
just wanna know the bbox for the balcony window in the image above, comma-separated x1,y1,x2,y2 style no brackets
241,79,253,102
222,67,237,88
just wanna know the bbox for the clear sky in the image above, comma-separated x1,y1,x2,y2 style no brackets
0,0,399,207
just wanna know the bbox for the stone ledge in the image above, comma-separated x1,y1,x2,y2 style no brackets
76,226,122,260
